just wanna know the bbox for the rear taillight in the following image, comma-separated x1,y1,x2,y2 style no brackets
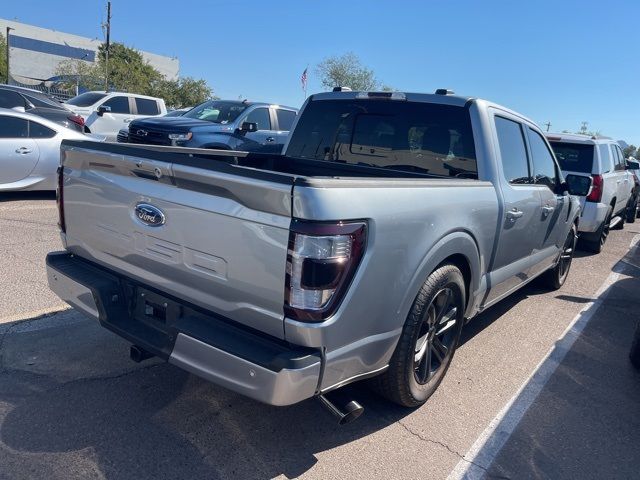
586,174,603,202
56,165,65,233
67,114,85,127
285,220,367,322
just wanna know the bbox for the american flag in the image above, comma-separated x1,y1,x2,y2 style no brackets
301,67,308,91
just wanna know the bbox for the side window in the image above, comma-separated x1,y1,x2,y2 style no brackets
613,145,625,171
494,116,531,184
244,108,271,130
598,144,614,173
29,121,56,139
102,96,130,114
0,90,27,109
135,98,159,116
0,115,29,138
276,109,297,131
527,128,558,190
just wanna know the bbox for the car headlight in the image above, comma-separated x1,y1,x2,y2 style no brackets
168,132,192,141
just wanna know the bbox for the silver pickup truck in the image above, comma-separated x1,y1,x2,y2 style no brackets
46,90,590,423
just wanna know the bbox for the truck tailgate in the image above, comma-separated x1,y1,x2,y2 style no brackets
60,142,294,339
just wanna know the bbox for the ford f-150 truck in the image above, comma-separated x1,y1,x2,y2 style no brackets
46,90,590,423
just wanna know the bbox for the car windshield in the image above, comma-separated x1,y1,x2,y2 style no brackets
183,101,248,124
286,98,478,178
549,142,594,174
66,92,108,107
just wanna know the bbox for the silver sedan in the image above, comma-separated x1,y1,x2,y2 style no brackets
0,108,104,191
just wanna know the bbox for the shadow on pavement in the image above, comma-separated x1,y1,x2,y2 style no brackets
0,317,412,480
469,256,640,479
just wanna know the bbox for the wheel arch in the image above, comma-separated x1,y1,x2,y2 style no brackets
398,231,482,324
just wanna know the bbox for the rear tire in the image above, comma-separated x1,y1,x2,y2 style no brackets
581,208,612,254
541,224,577,290
371,264,465,407
626,196,637,224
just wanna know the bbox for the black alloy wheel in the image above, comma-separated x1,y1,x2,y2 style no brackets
413,288,460,385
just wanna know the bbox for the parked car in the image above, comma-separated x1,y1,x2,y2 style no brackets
65,91,167,141
47,89,590,422
547,134,635,253
125,100,298,153
0,108,104,191
0,84,85,132
626,156,640,219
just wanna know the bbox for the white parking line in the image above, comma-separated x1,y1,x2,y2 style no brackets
447,235,639,480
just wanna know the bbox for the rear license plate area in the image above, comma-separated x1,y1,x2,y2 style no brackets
133,287,182,331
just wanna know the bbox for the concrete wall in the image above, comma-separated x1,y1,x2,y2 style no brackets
0,18,179,81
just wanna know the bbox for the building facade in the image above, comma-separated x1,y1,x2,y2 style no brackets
0,18,179,85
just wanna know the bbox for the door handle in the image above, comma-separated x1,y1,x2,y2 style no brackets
617,180,622,184
542,205,555,217
15,147,32,154
506,208,524,221
266,136,276,142
124,118,133,123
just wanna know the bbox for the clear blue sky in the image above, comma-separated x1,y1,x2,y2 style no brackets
5,0,640,144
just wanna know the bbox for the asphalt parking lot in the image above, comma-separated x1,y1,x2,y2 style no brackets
1,192,639,480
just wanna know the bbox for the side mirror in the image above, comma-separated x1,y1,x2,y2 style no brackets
11,106,26,113
626,160,640,170
97,105,111,116
238,122,258,133
564,174,592,197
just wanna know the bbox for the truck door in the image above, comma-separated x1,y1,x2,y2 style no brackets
612,143,631,213
85,96,133,141
235,106,279,153
485,114,543,304
525,127,571,277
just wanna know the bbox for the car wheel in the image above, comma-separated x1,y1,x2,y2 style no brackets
541,224,577,290
626,197,637,224
630,321,640,370
371,264,465,407
582,208,612,254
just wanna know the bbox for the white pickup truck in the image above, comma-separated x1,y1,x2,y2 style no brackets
65,91,167,141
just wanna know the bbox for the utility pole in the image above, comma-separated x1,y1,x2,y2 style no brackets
103,1,111,91
544,121,551,132
5,26,14,84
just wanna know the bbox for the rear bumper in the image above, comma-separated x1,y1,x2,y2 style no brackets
46,252,321,406
578,201,609,233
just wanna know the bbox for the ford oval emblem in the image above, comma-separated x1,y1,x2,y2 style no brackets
134,203,165,227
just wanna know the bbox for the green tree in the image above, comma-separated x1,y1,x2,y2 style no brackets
623,145,637,158
316,52,383,91
152,77,214,108
55,42,213,107
0,33,6,84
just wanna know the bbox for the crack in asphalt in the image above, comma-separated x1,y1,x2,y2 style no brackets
0,360,167,395
396,420,511,480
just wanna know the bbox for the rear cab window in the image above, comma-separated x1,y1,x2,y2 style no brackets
548,142,595,174
286,99,477,178
276,109,297,131
135,97,160,115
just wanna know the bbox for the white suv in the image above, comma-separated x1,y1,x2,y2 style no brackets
547,133,634,253
65,91,167,141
